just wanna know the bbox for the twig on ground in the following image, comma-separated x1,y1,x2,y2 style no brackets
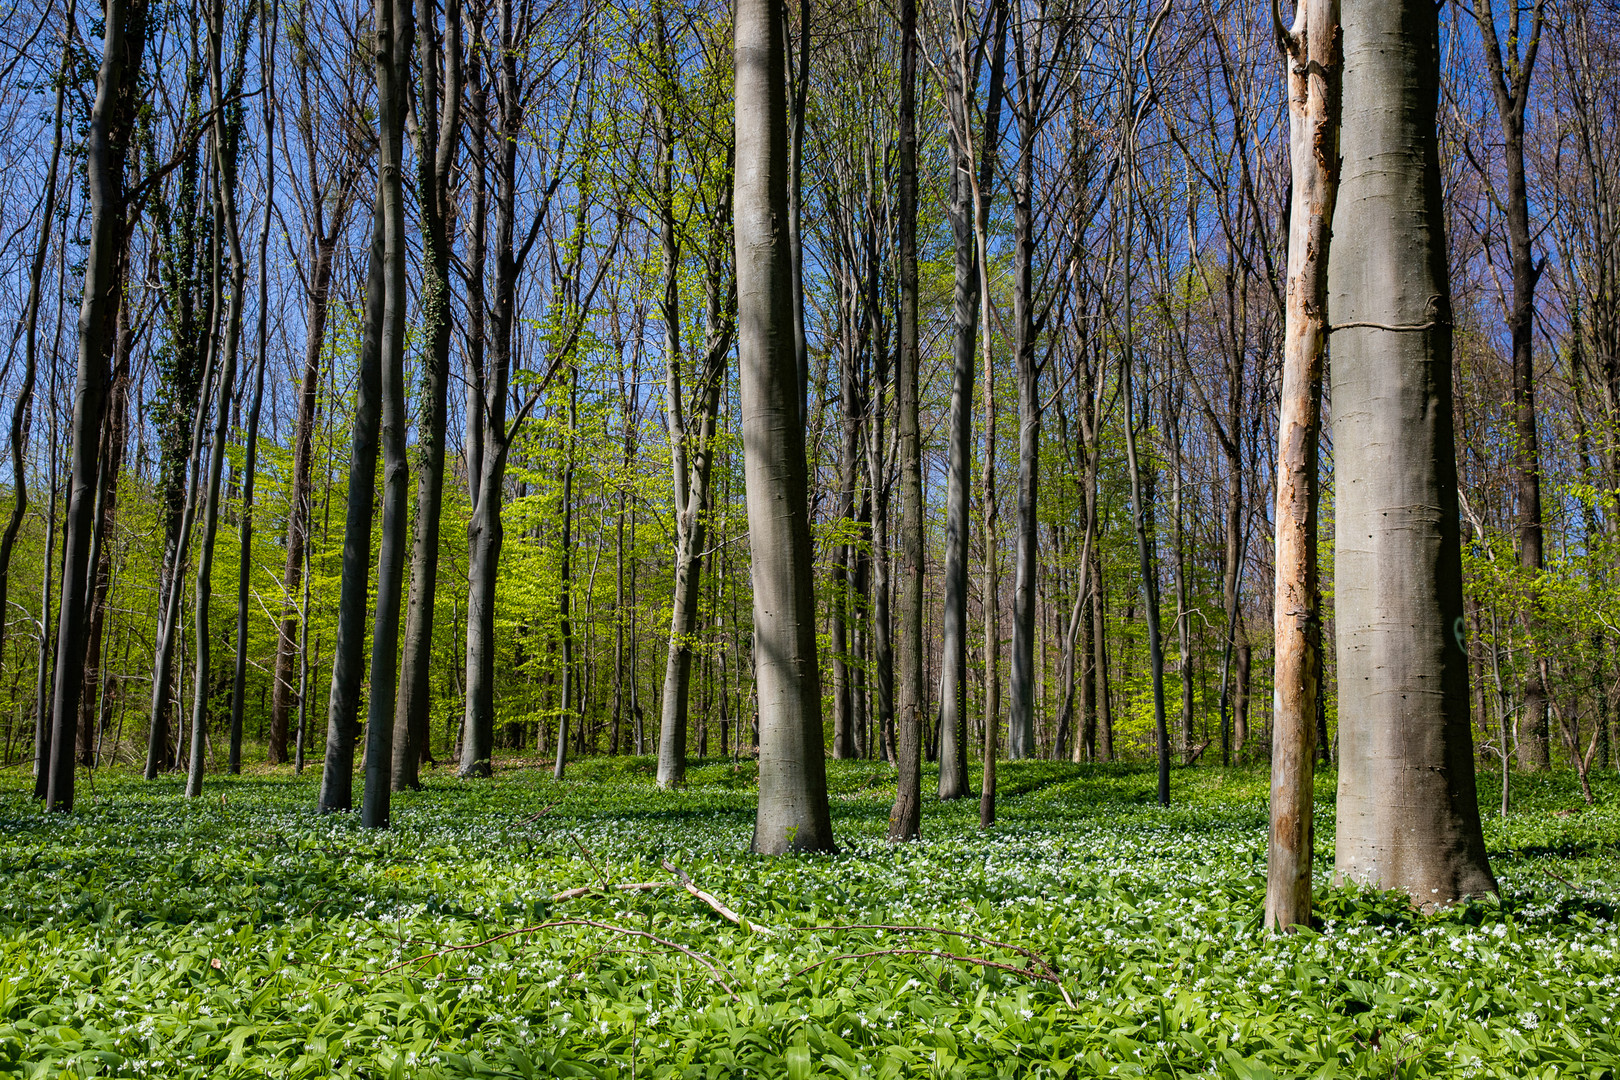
550,881,670,902
662,860,773,934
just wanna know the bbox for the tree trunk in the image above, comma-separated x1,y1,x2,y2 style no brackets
322,167,387,809
736,0,834,855
938,0,1006,801
655,128,733,788
81,319,132,767
393,0,461,792
49,0,148,811
1472,0,1549,772
358,0,414,829
1266,0,1339,932
460,0,520,780
187,0,249,800
231,9,277,773
0,18,70,738
1331,0,1497,908
270,234,337,764
555,367,577,780
887,0,925,843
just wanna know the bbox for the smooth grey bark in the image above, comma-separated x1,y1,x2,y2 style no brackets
1330,0,1496,908
460,0,525,779
461,10,606,776
393,0,461,792
359,0,414,829
320,155,388,810
736,0,834,855
937,0,1006,801
48,0,147,811
1005,0,1066,762
187,0,248,801
230,2,276,774
887,0,924,843
786,0,810,420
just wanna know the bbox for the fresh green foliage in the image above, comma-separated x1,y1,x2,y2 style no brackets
0,761,1616,1078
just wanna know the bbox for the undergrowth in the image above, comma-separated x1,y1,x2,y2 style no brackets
0,757,1615,1078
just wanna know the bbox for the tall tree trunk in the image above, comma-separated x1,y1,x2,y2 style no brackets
359,0,414,829
1331,0,1496,908
322,129,389,808
394,0,462,791
0,12,70,733
187,0,249,800
1472,0,1549,772
887,0,925,842
1266,0,1339,932
231,6,277,773
1167,389,1193,762
938,0,1006,801
865,218,894,768
269,233,337,764
81,318,132,766
655,126,734,788
831,282,864,760
555,366,577,780
49,0,148,811
736,0,834,855
1006,8,1044,762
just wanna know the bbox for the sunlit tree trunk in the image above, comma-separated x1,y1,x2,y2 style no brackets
49,0,148,811
358,0,415,828
1470,0,1549,771
393,0,461,791
186,0,249,800
1268,0,1342,922
737,0,835,855
1269,0,1340,913
231,5,277,774
1331,0,1496,909
887,0,925,842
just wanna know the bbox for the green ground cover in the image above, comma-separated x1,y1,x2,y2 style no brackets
0,758,1616,1079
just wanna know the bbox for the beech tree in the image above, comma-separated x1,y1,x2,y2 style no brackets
45,0,150,812
392,0,462,792
321,0,410,815
1330,0,1496,908
887,0,925,843
736,0,835,855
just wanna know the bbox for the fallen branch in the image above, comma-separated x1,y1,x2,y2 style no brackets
550,881,671,903
662,860,773,934
790,948,1076,1009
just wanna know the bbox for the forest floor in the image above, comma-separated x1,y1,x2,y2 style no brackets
0,755,1616,1079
